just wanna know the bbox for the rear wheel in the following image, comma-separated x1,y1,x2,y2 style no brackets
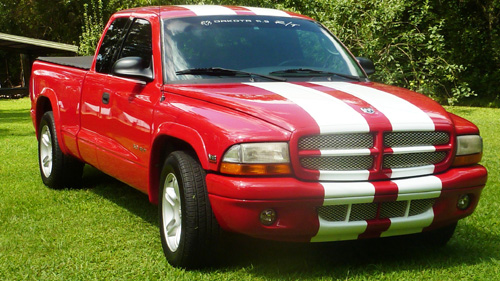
38,111,84,189
159,151,220,268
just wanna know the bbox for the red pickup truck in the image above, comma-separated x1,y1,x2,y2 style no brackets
30,5,487,268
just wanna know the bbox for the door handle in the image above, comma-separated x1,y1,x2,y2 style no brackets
102,92,110,104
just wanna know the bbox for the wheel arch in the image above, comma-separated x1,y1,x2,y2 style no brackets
34,95,53,138
149,124,209,204
33,89,72,155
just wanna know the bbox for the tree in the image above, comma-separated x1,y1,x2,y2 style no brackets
2,0,499,105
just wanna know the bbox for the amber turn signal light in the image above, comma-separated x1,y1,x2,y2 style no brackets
220,163,291,176
452,152,482,167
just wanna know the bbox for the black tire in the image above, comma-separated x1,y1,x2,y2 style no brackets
158,151,220,268
38,111,84,189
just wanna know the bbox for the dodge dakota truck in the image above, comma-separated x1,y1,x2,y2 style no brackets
30,5,487,268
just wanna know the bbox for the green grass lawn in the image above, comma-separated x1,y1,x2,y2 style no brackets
1,98,499,280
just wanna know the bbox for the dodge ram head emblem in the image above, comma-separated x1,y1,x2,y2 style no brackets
361,107,375,114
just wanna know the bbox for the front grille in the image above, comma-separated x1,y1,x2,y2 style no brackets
379,201,408,219
318,199,435,222
384,131,449,147
408,198,436,216
299,133,373,150
300,155,373,171
297,131,451,180
383,151,447,169
350,203,378,221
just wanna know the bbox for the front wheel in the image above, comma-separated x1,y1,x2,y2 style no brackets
38,111,84,189
159,151,220,268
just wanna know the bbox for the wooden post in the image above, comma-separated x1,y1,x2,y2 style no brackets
20,53,31,88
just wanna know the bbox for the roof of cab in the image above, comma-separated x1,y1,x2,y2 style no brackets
116,5,313,20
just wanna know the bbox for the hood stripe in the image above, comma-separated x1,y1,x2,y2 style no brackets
313,82,435,131
177,5,293,17
246,82,370,134
177,5,237,16
243,7,292,17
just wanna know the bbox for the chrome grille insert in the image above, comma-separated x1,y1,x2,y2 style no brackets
380,201,408,219
350,203,378,221
409,198,436,216
301,156,373,171
299,133,373,150
318,199,436,222
384,151,447,169
317,204,348,222
384,132,449,147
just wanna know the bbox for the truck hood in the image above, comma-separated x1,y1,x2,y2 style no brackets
164,81,452,134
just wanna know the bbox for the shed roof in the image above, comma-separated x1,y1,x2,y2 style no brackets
0,32,78,54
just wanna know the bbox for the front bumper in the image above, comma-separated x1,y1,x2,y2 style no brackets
206,165,487,242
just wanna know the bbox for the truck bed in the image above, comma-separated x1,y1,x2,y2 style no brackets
37,56,93,70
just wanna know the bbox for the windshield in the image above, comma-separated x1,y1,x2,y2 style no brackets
162,16,365,83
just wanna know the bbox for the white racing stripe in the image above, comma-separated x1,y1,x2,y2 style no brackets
322,181,375,200
247,82,370,134
381,209,435,237
393,175,442,199
312,175,442,242
390,166,437,180
311,182,374,242
312,221,368,242
313,82,435,131
243,7,292,17
381,176,441,236
178,5,237,16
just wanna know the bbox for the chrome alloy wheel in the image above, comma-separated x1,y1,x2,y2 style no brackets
162,172,182,252
40,125,53,178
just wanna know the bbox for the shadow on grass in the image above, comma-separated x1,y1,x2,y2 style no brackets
0,108,33,139
0,108,31,123
81,166,158,227
80,166,499,278
211,225,500,279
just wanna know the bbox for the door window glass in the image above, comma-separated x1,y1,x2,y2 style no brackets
119,18,153,68
95,17,130,73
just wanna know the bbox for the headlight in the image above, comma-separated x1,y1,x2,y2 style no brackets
453,135,483,166
220,142,291,175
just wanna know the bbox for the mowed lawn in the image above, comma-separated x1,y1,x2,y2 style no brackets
1,97,499,280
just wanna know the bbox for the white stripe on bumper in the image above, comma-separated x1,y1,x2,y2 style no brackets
381,209,435,237
312,176,442,242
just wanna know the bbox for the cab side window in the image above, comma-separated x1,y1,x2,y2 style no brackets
95,17,130,74
119,18,153,69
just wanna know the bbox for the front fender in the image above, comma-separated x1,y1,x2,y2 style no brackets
147,95,291,204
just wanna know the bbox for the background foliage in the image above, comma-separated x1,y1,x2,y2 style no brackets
1,0,499,106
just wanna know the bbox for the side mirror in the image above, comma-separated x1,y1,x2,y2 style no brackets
112,56,153,82
356,57,375,76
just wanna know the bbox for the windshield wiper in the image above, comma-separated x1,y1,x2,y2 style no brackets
176,67,287,82
269,68,361,81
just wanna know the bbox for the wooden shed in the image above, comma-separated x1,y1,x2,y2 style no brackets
0,32,78,98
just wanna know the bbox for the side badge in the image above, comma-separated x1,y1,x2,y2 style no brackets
361,107,375,114
208,154,217,163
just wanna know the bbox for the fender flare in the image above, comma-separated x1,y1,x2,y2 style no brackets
35,88,71,155
148,122,211,204
153,122,210,168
